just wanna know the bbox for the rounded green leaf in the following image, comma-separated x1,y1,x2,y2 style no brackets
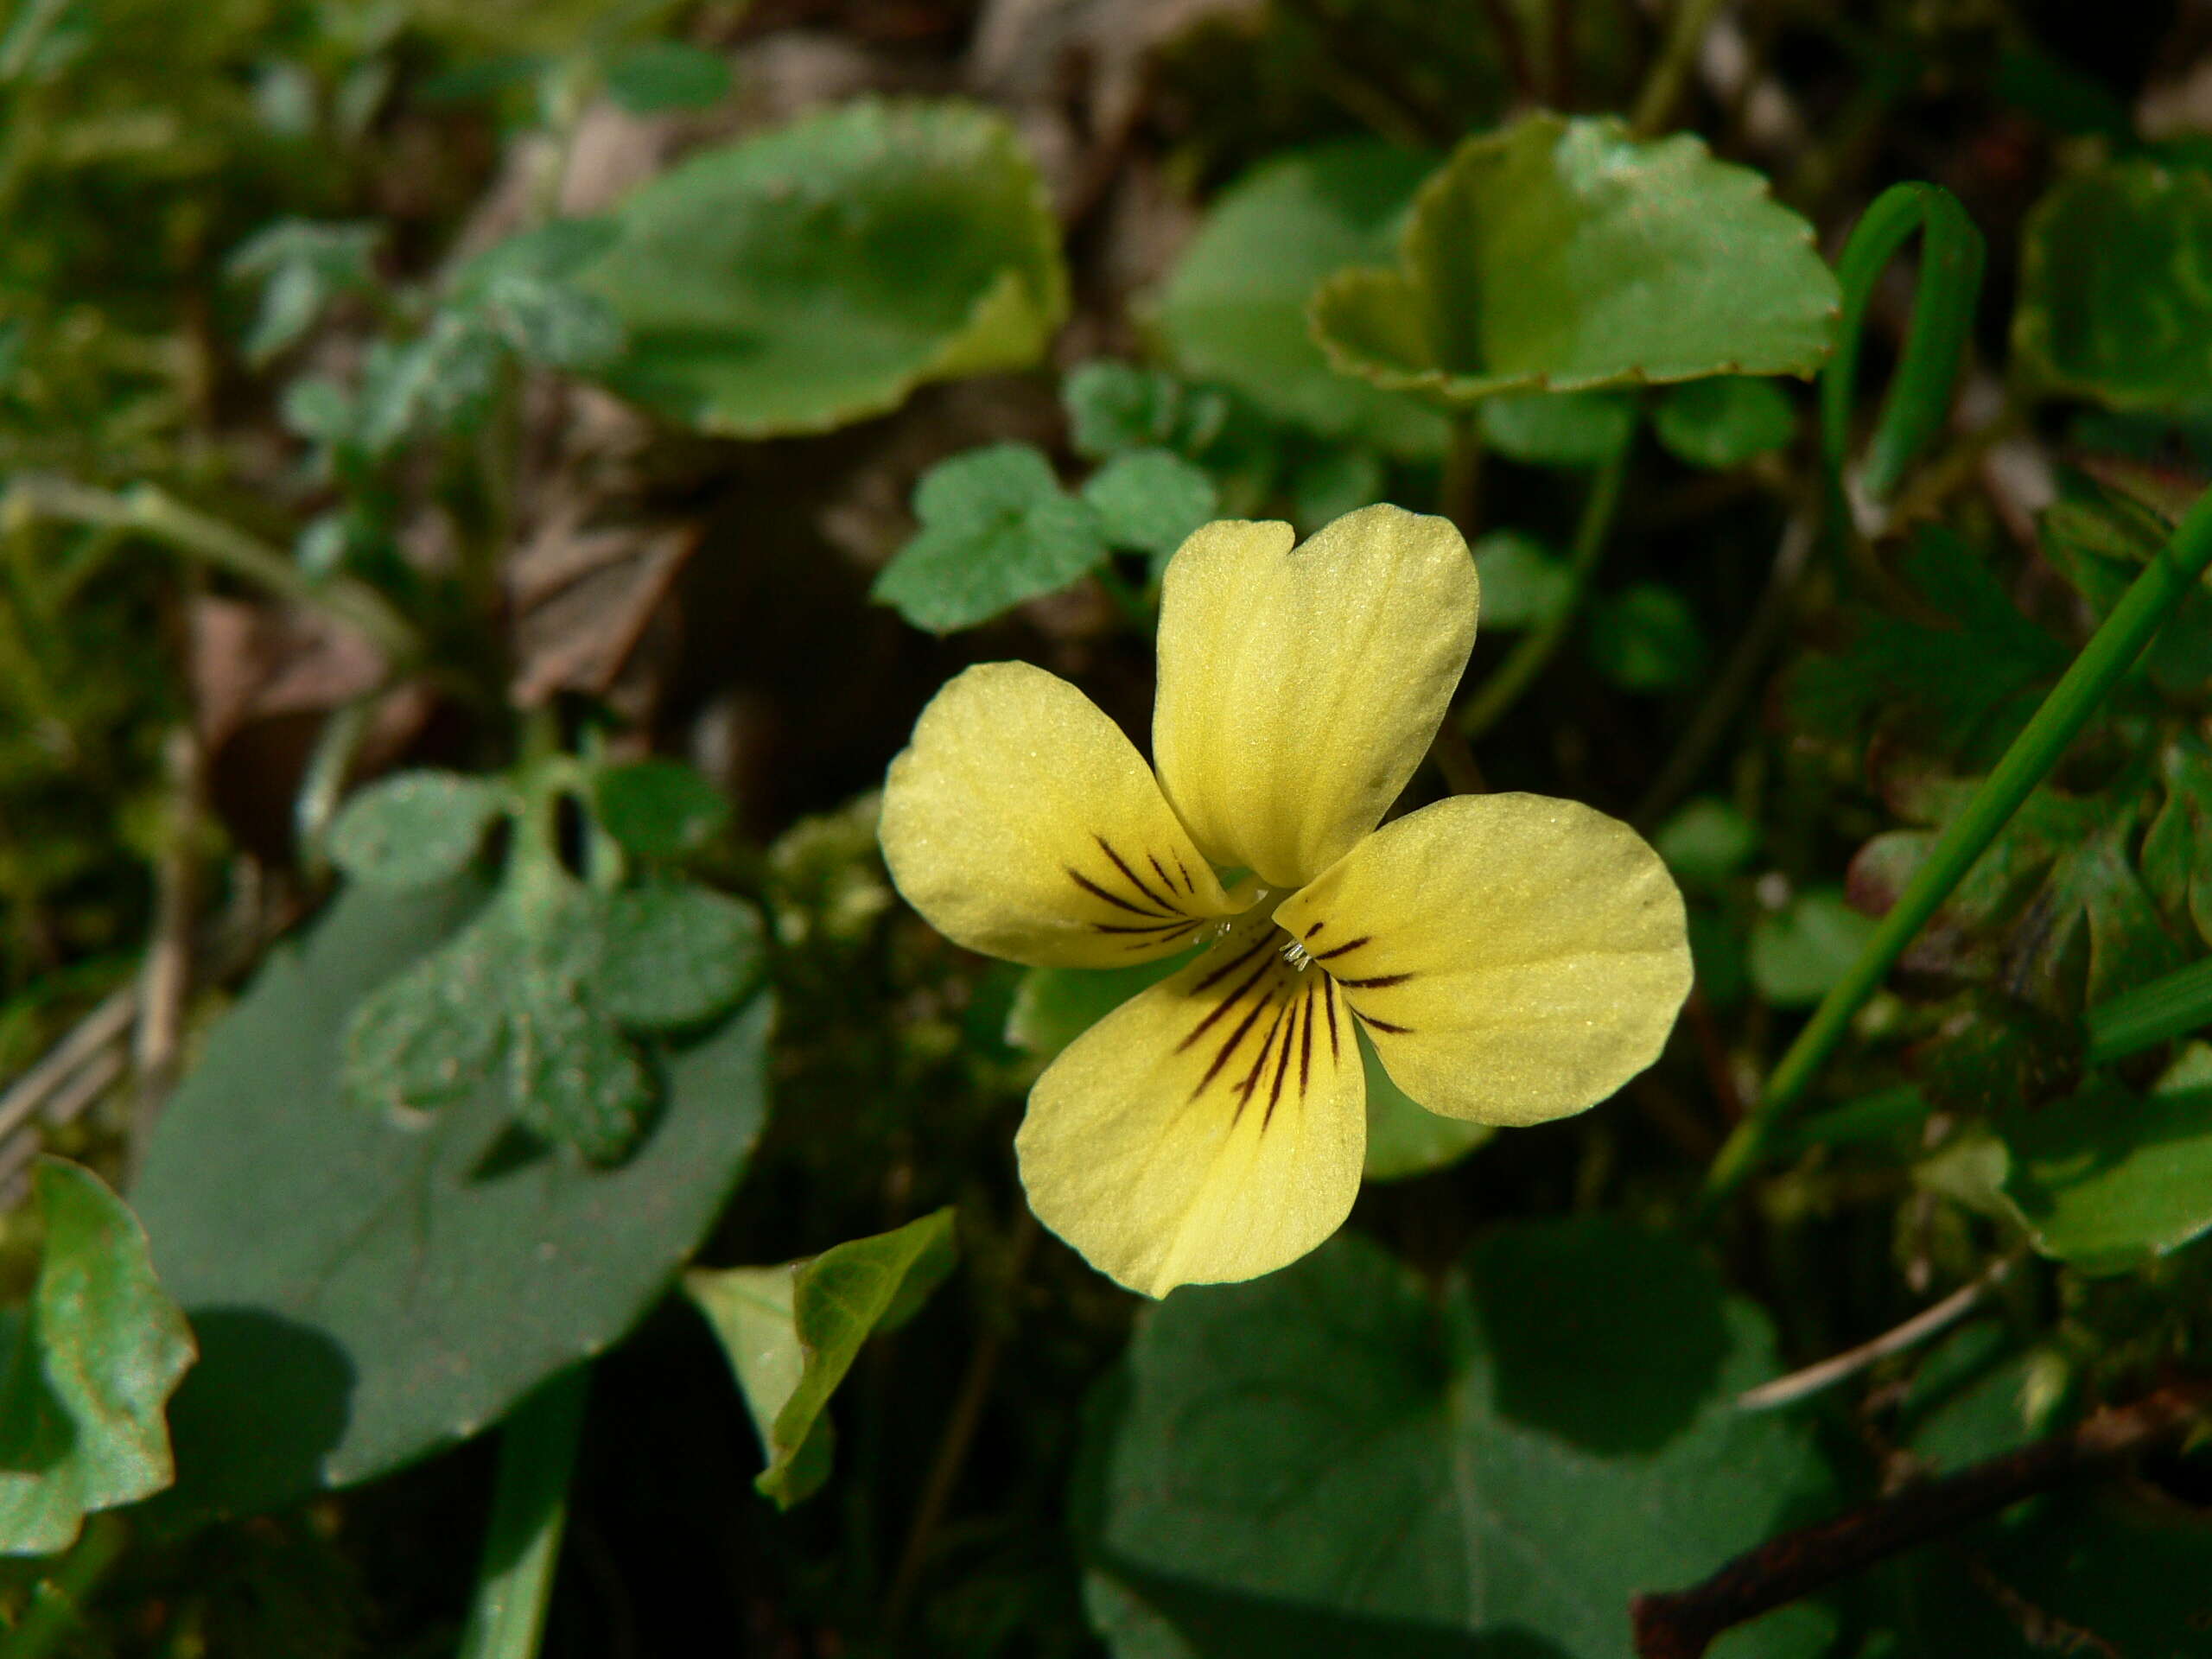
1471,530,1573,630
602,41,732,115
1082,448,1218,559
585,99,1067,436
1154,141,1449,460
2014,159,2212,409
130,878,774,1516
1587,582,1707,691
586,881,766,1031
1654,376,1797,468
1749,887,1878,1007
1656,797,1760,891
328,771,506,890
872,443,1109,632
508,972,654,1166
1313,114,1839,408
1084,1224,1834,1659
0,1160,196,1555
1360,1035,1489,1181
1480,388,1637,468
341,928,510,1116
589,758,732,860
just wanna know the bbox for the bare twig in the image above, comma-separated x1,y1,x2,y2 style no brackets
1736,1254,2018,1412
0,988,136,1142
129,726,203,1179
1630,1384,2210,1659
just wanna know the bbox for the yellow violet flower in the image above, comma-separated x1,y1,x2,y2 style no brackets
880,503,1691,1297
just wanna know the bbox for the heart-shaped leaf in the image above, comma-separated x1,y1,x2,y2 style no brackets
131,878,774,1516
585,99,1067,437
329,771,508,891
1313,115,1838,409
1154,141,1449,460
872,443,1109,632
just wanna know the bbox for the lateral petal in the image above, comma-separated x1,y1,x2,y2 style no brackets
1153,504,1478,889
880,661,1236,968
1016,918,1365,1297
1272,792,1691,1127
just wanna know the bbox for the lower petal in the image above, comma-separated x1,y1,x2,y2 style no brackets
1272,792,1691,1127
1015,920,1365,1297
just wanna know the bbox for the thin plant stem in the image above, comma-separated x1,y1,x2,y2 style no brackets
1704,481,2212,1203
458,1366,593,1659
0,1513,130,1659
1630,0,1727,137
1440,414,1485,538
2,475,422,666
1456,442,1629,742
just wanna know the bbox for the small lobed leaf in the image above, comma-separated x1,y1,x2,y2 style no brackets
341,928,510,1116
1587,582,1707,692
329,770,508,891
508,972,655,1166
0,1160,196,1555
686,1208,959,1509
2013,158,2212,409
585,99,1068,437
1153,140,1449,460
1312,114,1839,409
1750,887,1877,1007
586,881,766,1031
872,443,1109,632
1471,529,1573,630
1082,448,1218,560
1479,388,1637,468
1653,376,1797,468
589,758,732,859
1064,361,1230,461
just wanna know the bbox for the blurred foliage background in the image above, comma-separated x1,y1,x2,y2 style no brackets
5,1,2212,1656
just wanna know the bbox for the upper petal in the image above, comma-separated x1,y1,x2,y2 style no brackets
1016,916,1366,1297
1153,504,1478,890
880,661,1236,969
1271,792,1691,1126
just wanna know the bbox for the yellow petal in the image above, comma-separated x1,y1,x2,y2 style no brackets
1272,793,1691,1127
880,662,1236,968
1016,916,1365,1296
1153,504,1478,889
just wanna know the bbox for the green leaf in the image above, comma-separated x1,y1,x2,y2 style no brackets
1998,1048,2212,1272
0,1160,195,1555
585,881,765,1030
452,219,627,370
226,220,383,365
131,878,773,1516
1085,1223,1833,1659
1084,448,1218,560
1750,887,1878,1007
2013,159,2212,409
1005,951,1197,1060
1064,362,1238,463
1289,447,1384,534
1154,141,1449,460
1313,115,1838,410
341,927,510,1116
1654,377,1797,468
1470,530,1573,630
1360,1034,1489,1181
1587,582,1707,692
1478,390,1636,468
589,758,732,859
872,444,1109,632
2142,737,2212,948
602,41,731,115
507,969,653,1165
586,99,1067,436
1656,797,1759,892
329,771,507,891
685,1209,958,1509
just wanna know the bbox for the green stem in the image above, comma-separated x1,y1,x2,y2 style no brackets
1440,414,1485,539
1705,482,2212,1203
1456,442,1628,742
1,1513,129,1659
3,476,423,666
1630,0,1726,136
458,1366,592,1659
